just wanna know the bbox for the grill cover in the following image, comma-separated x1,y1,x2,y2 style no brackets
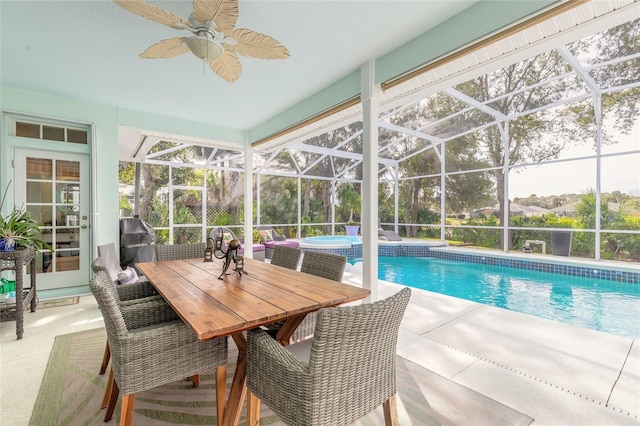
119,217,156,269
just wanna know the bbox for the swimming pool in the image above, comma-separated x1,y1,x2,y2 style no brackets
375,256,640,339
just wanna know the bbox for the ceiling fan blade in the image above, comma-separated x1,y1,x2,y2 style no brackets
113,0,191,30
192,0,238,34
232,28,290,60
140,38,190,59
209,50,242,82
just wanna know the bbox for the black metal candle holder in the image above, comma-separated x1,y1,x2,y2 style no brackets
206,227,247,279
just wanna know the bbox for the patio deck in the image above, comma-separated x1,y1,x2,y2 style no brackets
0,274,638,425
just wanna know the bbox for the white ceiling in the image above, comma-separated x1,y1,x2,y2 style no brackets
0,0,477,132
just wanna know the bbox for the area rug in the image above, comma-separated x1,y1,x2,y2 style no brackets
30,328,533,425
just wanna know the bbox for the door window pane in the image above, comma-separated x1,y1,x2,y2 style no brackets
26,182,53,204
43,125,65,141
16,122,40,138
67,129,88,144
56,160,80,181
26,158,52,179
26,205,53,226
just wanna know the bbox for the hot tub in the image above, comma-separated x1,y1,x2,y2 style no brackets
301,235,362,247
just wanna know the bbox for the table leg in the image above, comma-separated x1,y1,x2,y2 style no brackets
275,314,305,346
221,332,248,426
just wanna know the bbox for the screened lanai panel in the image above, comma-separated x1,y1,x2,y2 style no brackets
147,142,212,164
205,169,244,226
207,148,245,170
135,163,170,244
255,150,299,175
420,93,497,140
591,57,640,89
601,97,640,155
380,136,434,163
508,158,596,205
304,157,336,178
444,138,493,173
172,166,204,186
445,170,495,218
566,18,639,86
172,189,203,224
334,159,362,181
259,175,298,225
289,149,324,172
147,140,179,155
601,154,640,226
377,126,409,158
169,145,215,165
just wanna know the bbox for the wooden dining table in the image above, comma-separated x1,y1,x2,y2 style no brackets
137,256,370,426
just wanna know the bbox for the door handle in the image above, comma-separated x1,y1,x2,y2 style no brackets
81,225,88,229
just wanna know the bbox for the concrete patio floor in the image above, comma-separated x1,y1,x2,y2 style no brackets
1,274,638,425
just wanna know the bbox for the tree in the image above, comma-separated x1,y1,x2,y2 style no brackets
336,182,360,223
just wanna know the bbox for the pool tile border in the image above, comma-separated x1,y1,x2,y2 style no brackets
300,244,640,284
427,249,640,284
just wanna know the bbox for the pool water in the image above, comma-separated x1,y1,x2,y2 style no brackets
376,256,640,339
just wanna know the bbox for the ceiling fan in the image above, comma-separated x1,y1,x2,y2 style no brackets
113,0,290,82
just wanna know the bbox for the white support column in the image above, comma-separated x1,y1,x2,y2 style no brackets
331,181,336,236
440,145,446,241
256,173,261,226
361,60,380,302
501,121,510,252
168,166,174,244
394,165,399,234
594,92,603,261
202,167,207,242
243,137,254,258
297,177,302,238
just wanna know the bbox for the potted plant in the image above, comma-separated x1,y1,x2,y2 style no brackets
338,183,361,236
0,207,52,252
0,182,52,252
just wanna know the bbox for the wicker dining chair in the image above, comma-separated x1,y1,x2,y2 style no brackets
155,242,206,261
247,287,411,426
92,254,165,375
90,264,228,426
292,251,347,341
269,245,302,270
300,250,347,281
265,250,347,343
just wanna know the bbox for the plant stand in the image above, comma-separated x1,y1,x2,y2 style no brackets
0,249,37,339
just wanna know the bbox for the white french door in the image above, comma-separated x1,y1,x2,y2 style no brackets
14,149,91,290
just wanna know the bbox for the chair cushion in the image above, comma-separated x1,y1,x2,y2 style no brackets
218,232,235,243
117,266,139,285
263,240,300,249
260,229,274,242
238,243,265,253
284,338,312,363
